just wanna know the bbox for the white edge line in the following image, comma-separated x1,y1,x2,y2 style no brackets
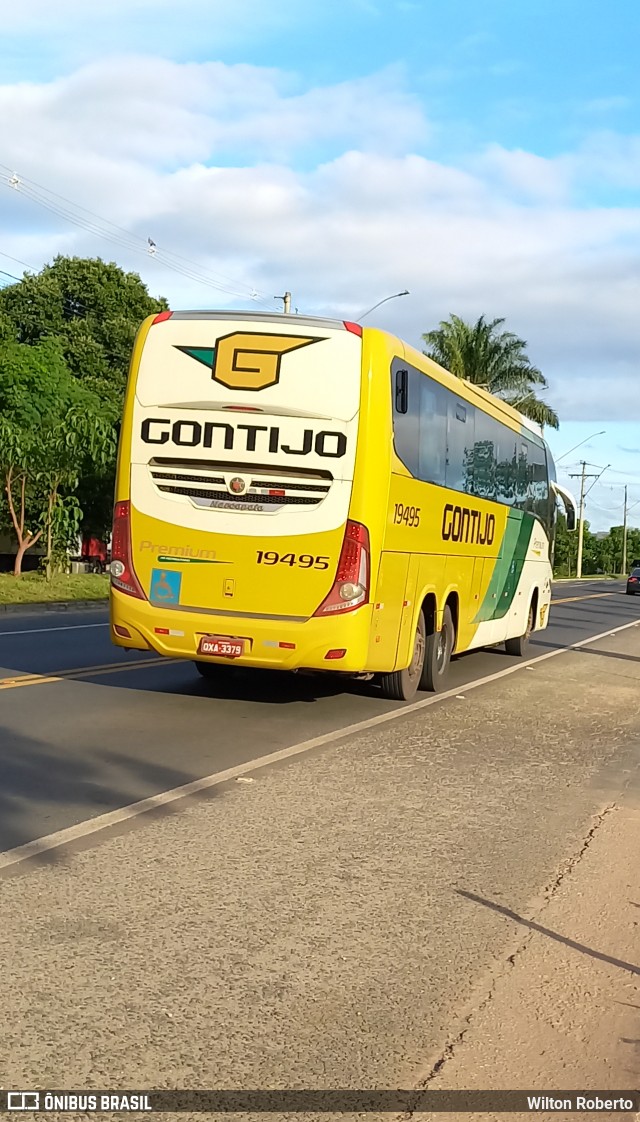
0,623,109,637
1,616,639,872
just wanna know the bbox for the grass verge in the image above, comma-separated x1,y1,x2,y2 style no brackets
0,571,109,605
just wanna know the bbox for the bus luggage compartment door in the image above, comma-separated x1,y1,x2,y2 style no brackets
368,553,419,672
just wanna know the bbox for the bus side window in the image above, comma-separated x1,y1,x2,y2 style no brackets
391,359,420,477
527,441,548,521
470,411,497,502
496,433,517,506
446,397,475,493
516,442,528,507
418,377,447,486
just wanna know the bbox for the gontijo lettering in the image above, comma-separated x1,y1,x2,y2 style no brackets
442,503,495,545
140,418,347,458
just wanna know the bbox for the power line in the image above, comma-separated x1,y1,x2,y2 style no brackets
0,268,22,285
0,250,99,320
0,165,243,288
569,461,635,475
0,165,276,308
0,250,37,272
568,461,611,577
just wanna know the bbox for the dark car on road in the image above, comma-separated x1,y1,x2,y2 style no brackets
626,568,640,595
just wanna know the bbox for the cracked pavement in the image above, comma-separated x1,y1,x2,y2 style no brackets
2,626,640,1120
415,796,640,1121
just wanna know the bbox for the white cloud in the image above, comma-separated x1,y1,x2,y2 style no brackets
475,144,571,204
571,130,640,190
0,55,639,425
0,57,427,173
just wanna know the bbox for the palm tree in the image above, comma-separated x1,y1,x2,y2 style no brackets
422,314,559,430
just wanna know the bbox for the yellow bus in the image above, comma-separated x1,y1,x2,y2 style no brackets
110,311,577,699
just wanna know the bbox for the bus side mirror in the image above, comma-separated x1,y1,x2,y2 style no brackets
551,481,577,532
395,369,408,414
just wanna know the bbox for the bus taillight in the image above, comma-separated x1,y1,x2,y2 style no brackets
313,520,370,616
110,500,145,599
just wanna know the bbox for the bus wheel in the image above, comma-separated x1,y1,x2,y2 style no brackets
505,601,534,657
420,605,455,693
378,612,426,701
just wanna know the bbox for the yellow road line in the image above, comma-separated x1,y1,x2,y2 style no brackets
552,592,618,605
2,615,639,874
0,655,180,691
0,590,625,690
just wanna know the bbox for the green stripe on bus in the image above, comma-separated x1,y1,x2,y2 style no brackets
474,510,535,623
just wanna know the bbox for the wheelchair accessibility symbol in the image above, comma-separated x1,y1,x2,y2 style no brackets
150,567,182,605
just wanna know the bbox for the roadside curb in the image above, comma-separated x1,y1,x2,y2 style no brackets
0,599,108,617
552,578,621,583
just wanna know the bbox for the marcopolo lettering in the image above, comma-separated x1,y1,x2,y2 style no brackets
442,503,495,545
141,417,346,459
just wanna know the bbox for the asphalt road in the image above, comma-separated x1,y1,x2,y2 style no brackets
3,595,640,1100
1,578,638,854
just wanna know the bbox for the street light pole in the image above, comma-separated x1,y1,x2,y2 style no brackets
622,485,628,576
356,290,409,322
275,292,292,314
625,498,640,571
569,461,602,579
575,463,588,580
556,431,606,463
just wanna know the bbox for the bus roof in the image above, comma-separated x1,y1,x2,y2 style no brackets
152,310,352,329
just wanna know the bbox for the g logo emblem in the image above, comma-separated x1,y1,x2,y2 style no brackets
228,477,247,494
213,332,321,391
176,333,322,392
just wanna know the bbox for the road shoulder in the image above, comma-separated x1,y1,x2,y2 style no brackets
412,797,640,1120
1,626,640,1112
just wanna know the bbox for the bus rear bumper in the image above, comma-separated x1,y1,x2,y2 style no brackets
109,589,372,673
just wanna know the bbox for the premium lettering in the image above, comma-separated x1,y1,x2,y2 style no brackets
141,418,347,459
139,541,216,559
442,503,495,545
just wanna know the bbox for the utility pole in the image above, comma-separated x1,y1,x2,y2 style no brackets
622,484,628,576
275,292,291,314
569,461,600,579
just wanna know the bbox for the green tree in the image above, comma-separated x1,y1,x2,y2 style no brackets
0,339,115,575
0,256,165,538
0,255,167,410
553,514,573,575
423,314,559,430
552,515,599,576
590,525,640,575
626,529,640,570
37,406,117,579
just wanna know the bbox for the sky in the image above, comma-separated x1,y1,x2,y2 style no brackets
0,0,639,530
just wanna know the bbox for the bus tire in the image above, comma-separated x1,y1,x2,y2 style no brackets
378,611,426,701
505,600,535,657
420,604,455,692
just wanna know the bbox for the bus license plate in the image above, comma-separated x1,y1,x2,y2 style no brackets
198,635,245,659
